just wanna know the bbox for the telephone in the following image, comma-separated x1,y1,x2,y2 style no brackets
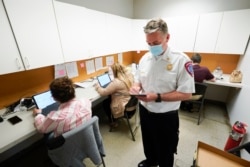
2,98,35,117
20,98,34,109
7,98,35,112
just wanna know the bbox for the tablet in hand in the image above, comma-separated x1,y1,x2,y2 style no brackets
130,94,146,97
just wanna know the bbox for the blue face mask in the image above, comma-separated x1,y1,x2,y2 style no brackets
149,44,164,57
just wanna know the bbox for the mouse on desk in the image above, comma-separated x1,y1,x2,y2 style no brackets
0,116,3,123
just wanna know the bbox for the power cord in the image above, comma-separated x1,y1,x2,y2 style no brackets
1,98,34,118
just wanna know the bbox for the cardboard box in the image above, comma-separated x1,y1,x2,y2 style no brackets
194,141,250,167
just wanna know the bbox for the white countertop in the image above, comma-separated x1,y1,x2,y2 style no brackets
0,86,101,154
204,74,243,88
0,108,36,154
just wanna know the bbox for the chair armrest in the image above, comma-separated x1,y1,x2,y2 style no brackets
190,95,203,101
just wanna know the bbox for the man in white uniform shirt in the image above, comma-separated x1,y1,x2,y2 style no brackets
130,18,195,167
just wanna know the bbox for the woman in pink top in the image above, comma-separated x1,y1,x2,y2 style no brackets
33,77,92,137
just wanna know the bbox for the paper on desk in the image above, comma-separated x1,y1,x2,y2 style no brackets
74,82,94,88
75,87,99,101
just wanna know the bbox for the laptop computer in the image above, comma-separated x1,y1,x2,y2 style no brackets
32,90,59,116
97,73,112,88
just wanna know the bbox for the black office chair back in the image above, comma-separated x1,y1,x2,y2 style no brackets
181,82,208,125
228,141,250,157
194,82,208,98
125,95,138,111
110,95,139,141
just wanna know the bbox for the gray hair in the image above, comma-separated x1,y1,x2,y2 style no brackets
144,18,168,34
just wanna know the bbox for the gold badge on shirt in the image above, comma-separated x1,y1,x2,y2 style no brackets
166,57,172,71
166,64,173,71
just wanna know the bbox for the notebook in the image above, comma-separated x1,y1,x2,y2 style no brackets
32,90,59,116
97,73,112,88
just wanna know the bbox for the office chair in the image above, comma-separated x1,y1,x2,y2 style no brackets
182,82,208,125
47,116,106,167
109,95,139,141
227,141,250,158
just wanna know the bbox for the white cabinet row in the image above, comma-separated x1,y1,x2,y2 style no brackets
54,2,132,62
194,9,250,54
215,9,250,54
132,9,250,55
0,0,133,75
193,12,223,53
130,15,199,52
0,0,25,75
0,0,64,75
166,15,199,52
1,0,250,75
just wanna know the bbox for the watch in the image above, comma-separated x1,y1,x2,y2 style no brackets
155,93,162,102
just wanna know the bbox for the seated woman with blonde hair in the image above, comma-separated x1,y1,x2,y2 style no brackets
95,62,134,127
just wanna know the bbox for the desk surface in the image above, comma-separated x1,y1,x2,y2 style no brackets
204,74,242,88
196,141,250,166
0,85,102,154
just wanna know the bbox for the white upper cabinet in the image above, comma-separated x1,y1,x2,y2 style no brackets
131,19,148,51
194,12,223,53
215,9,250,54
3,0,64,70
166,15,199,52
105,13,132,55
0,1,24,75
54,2,110,62
54,2,93,62
54,1,132,62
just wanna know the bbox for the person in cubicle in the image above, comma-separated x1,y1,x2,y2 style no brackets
180,53,215,111
191,53,215,83
130,18,194,167
33,76,92,138
95,62,134,128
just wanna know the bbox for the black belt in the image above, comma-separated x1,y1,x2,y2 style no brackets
147,109,178,115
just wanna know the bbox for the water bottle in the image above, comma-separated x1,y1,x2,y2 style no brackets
213,66,223,80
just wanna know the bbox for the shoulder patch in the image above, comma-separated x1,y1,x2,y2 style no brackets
185,61,194,77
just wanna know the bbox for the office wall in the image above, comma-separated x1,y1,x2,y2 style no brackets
133,51,239,74
56,0,250,19
134,0,250,19
227,43,250,160
0,52,134,108
0,49,239,108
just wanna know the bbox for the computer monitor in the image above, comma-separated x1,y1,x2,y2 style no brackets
32,90,59,116
32,90,56,109
97,73,112,88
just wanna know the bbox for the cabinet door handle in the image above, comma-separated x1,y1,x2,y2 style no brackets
24,57,30,69
15,58,22,70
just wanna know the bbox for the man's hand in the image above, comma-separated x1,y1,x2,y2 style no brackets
135,93,158,102
129,86,141,95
